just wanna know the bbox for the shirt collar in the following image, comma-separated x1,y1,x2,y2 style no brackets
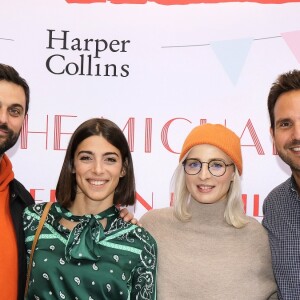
290,176,300,196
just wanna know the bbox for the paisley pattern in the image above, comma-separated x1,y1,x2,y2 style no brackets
23,203,157,299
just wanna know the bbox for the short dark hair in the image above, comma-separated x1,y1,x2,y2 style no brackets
56,118,136,208
268,69,300,129
0,63,30,114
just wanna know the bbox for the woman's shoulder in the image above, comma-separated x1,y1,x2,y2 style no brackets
242,216,269,240
108,220,158,251
135,225,157,244
140,206,174,223
245,216,265,228
139,207,175,235
24,201,54,215
23,202,58,225
23,203,56,236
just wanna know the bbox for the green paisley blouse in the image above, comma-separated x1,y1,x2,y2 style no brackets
23,203,157,300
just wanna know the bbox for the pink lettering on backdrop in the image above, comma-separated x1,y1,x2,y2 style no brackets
161,118,191,154
30,188,262,218
20,115,49,149
54,115,77,150
145,118,152,153
19,115,269,156
30,189,56,203
122,118,135,152
242,194,262,217
240,119,265,155
66,0,300,4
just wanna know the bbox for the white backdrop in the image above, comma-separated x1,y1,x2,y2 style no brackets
1,0,300,220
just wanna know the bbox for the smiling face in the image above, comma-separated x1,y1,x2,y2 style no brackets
0,80,26,156
73,135,125,210
271,90,300,174
185,144,235,204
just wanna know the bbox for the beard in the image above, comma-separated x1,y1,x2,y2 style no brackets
278,152,300,172
277,139,300,172
0,124,20,156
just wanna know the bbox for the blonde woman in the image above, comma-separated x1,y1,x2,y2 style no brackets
140,123,277,300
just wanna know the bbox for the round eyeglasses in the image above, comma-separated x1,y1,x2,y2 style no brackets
182,158,234,177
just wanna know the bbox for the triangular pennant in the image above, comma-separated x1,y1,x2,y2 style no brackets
211,38,253,85
281,30,300,64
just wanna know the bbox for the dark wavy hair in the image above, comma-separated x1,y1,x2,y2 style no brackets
56,118,136,208
268,69,300,130
0,63,30,114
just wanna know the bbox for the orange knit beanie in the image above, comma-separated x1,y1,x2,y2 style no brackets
179,123,243,175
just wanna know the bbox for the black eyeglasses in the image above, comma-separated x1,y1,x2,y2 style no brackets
182,158,234,177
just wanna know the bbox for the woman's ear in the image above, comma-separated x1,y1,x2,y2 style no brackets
230,168,235,181
120,159,128,177
120,168,126,177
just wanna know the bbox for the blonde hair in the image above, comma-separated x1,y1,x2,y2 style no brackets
172,155,249,228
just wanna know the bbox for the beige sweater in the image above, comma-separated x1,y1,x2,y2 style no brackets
140,198,278,300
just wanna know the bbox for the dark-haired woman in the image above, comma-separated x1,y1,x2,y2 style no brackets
24,118,157,300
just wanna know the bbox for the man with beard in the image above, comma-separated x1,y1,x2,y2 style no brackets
263,69,300,300
0,63,34,300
